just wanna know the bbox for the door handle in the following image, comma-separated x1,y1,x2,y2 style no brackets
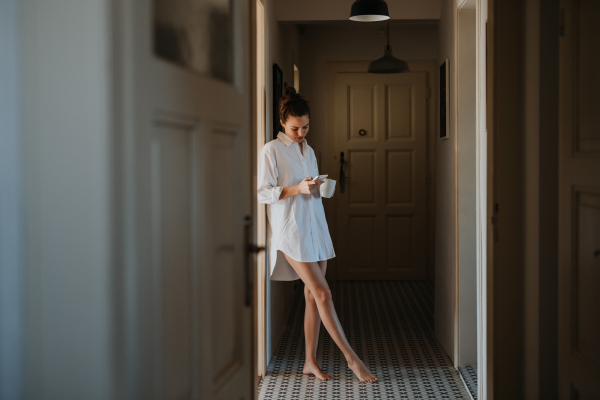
244,216,265,307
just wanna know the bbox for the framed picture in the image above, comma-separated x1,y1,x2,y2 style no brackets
273,63,284,140
440,59,449,139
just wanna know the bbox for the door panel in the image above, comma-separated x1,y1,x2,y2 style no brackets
349,85,375,140
387,150,413,204
152,126,194,399
335,73,427,280
120,0,253,398
574,193,600,369
201,125,249,399
386,85,413,139
559,0,600,397
349,151,376,204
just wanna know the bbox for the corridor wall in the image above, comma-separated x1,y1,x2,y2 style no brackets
263,0,302,364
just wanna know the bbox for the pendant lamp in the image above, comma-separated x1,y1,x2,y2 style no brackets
368,22,409,74
349,0,390,22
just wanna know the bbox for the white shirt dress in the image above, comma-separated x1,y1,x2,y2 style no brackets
257,132,336,280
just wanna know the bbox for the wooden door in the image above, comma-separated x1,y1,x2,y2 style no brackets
558,0,600,398
119,0,253,399
334,72,428,280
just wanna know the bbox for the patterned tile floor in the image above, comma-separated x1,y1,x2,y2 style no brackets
458,366,478,399
258,281,472,399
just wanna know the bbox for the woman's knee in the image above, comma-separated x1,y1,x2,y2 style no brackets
304,285,315,303
312,285,332,304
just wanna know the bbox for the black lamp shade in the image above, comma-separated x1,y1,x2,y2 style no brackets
349,0,390,22
368,45,410,74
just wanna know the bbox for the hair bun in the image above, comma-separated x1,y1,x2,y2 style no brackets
278,86,310,123
284,86,298,97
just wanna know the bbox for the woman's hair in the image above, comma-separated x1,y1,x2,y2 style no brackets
279,86,310,124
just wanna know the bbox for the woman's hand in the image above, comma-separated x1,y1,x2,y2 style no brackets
297,177,322,194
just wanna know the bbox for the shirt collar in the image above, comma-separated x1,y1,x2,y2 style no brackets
277,131,306,148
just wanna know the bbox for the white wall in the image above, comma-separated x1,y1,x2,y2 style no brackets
277,0,441,22
264,0,302,364
20,0,115,397
0,0,25,398
435,0,457,360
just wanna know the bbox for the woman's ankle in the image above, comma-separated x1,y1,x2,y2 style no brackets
345,354,360,365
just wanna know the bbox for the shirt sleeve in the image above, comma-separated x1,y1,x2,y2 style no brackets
257,145,284,204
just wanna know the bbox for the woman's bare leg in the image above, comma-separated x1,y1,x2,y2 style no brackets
283,253,377,382
302,261,331,380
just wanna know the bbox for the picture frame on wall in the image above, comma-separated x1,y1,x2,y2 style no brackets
440,59,449,139
273,63,284,140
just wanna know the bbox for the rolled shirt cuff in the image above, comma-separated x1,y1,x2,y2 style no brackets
271,186,284,203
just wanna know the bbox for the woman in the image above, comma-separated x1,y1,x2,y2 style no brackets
257,86,377,383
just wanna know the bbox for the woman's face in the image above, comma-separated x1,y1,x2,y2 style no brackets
281,114,309,144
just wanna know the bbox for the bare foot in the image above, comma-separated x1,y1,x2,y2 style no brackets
302,360,331,381
347,358,378,382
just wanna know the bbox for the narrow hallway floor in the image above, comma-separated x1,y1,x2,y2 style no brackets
257,281,472,399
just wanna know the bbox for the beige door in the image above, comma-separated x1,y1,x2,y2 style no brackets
334,72,428,280
558,0,600,397
119,0,253,399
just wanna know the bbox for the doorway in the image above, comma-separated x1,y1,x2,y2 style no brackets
323,61,438,282
332,71,429,280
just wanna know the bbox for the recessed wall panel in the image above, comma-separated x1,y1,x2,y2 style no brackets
349,151,375,204
208,128,243,382
575,192,600,368
349,216,375,270
575,1,600,152
349,85,374,139
386,85,412,140
386,216,412,270
153,125,193,400
387,150,413,204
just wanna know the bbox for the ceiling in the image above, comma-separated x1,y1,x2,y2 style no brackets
277,0,442,23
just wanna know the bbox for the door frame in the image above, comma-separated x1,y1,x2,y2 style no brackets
324,60,438,282
251,0,268,383
453,2,491,400
454,0,478,370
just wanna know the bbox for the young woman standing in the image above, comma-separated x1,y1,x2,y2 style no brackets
257,87,377,383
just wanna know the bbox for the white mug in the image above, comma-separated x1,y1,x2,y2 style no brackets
320,178,336,198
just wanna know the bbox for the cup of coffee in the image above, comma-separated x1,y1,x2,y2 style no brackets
320,178,336,198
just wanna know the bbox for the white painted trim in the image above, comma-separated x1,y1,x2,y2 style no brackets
483,0,494,398
476,0,489,396
253,0,268,381
452,0,490,398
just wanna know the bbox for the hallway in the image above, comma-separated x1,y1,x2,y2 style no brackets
258,281,473,399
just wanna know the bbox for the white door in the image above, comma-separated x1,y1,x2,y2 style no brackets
334,72,428,280
118,1,253,399
558,0,600,397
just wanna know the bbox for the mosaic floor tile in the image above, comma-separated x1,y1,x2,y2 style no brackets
258,281,472,399
458,366,478,399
